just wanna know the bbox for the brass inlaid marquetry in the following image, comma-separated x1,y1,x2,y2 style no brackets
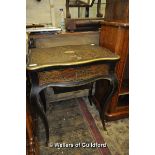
38,64,109,86
27,45,120,70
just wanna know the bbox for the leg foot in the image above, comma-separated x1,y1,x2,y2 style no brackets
98,75,118,131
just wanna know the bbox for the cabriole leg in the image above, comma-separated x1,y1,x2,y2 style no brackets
100,75,118,130
30,89,49,146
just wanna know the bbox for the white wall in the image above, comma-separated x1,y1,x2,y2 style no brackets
26,0,51,25
26,0,106,27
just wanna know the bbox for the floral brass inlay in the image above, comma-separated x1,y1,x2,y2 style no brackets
38,64,109,86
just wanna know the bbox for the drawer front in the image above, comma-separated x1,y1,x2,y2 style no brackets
38,64,109,86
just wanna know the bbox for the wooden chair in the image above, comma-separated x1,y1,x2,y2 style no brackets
66,0,103,18
65,0,105,31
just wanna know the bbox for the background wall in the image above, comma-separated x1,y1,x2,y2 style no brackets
26,0,51,25
26,0,106,27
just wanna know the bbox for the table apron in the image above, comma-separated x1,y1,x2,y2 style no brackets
38,63,109,86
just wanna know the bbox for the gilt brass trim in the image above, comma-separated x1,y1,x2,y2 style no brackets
27,57,120,71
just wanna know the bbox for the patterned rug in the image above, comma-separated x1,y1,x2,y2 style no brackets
37,98,111,155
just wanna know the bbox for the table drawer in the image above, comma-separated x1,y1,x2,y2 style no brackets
38,63,109,86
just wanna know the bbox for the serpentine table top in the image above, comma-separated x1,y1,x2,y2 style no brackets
27,44,120,71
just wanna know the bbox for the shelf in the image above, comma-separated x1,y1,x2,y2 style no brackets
119,87,129,95
105,110,129,121
117,93,129,107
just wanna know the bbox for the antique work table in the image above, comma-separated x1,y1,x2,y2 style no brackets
26,44,120,145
